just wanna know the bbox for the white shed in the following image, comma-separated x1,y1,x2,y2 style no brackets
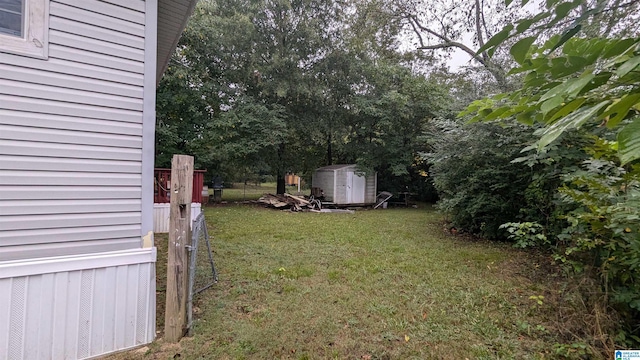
0,0,198,358
312,164,377,205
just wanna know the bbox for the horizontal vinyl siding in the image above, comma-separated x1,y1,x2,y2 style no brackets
0,110,143,136
1,225,141,246
0,0,146,260
1,199,141,216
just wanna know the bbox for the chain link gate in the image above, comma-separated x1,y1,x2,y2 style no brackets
186,212,218,334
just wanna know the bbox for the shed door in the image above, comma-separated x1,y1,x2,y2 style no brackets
347,171,366,203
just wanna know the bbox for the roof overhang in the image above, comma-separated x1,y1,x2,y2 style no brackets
156,0,199,84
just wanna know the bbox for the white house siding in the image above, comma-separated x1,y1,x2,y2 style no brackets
0,0,147,261
0,248,156,359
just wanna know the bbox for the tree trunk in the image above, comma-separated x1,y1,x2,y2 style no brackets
327,132,333,165
276,142,286,195
276,176,286,194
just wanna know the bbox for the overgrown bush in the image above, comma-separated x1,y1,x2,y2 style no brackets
426,119,536,239
430,119,640,341
556,157,640,336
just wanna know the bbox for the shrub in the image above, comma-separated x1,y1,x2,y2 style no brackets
556,158,640,332
426,119,535,239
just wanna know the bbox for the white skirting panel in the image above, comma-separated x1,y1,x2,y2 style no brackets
153,202,201,233
0,248,156,360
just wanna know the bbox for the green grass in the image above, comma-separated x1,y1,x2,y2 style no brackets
113,205,603,359
213,182,305,202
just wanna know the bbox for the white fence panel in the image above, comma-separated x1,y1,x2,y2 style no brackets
153,202,201,233
0,248,156,359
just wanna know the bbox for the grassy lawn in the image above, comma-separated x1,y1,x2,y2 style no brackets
211,182,305,202
116,204,601,359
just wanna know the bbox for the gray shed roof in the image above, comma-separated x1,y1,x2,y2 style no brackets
315,164,357,171
157,0,199,83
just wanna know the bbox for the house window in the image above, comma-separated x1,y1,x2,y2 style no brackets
0,0,24,37
0,0,49,59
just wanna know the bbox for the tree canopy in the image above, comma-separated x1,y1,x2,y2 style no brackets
155,0,640,348
156,0,453,195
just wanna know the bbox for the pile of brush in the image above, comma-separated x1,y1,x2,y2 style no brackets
256,193,321,211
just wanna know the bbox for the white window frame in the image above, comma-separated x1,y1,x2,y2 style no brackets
0,0,49,59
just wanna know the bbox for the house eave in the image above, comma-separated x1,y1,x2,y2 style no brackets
156,0,199,84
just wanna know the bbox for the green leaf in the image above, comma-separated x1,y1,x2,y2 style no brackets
538,101,609,150
616,55,640,78
517,111,536,125
541,95,564,116
539,82,567,102
603,38,638,59
485,106,512,121
477,25,514,56
516,18,535,33
566,72,595,98
548,97,586,123
539,72,593,102
601,93,640,128
554,2,577,19
510,36,536,64
618,117,640,165
549,24,581,53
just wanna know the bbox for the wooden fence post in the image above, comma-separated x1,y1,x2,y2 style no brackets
164,155,194,343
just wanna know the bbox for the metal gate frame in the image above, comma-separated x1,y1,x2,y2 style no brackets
186,213,218,334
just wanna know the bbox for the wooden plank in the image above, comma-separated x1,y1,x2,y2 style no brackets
164,155,193,343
